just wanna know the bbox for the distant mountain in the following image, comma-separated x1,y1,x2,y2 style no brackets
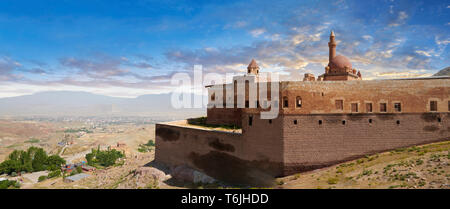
433,67,450,76
0,91,205,117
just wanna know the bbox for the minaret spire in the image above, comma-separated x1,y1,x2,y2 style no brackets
328,30,337,62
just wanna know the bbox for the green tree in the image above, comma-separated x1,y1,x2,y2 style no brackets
8,150,22,161
86,149,124,167
47,170,61,178
0,160,20,175
76,166,82,174
32,148,48,171
0,147,65,175
19,148,33,172
85,153,94,165
45,155,66,171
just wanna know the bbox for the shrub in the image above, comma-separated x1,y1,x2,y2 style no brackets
0,180,20,189
362,169,373,176
47,170,61,178
418,181,426,187
138,140,156,153
38,175,47,182
276,180,284,185
430,154,440,162
76,166,82,174
415,159,424,165
327,177,339,185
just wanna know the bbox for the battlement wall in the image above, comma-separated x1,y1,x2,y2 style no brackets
280,112,450,175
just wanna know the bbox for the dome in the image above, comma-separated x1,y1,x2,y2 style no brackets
329,55,352,71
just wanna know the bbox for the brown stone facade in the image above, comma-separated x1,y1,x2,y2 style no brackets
281,112,449,175
155,119,283,185
155,112,449,183
206,78,450,127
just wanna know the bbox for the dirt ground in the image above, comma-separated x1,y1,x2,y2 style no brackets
276,141,450,189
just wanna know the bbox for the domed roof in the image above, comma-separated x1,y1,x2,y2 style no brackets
329,55,352,71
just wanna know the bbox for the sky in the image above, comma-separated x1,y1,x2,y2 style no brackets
0,0,448,98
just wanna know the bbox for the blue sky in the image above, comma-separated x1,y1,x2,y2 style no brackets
0,0,448,97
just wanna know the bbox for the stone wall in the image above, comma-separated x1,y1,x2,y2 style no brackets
206,108,242,127
207,78,450,125
155,112,449,184
281,112,450,175
155,121,283,185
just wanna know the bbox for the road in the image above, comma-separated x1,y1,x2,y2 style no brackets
62,145,109,164
58,145,67,156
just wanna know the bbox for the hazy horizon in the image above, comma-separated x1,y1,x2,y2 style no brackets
0,90,206,117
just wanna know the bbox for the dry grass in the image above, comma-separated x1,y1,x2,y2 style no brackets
278,141,450,189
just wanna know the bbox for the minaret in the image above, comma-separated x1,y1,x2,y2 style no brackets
247,59,260,75
328,30,337,62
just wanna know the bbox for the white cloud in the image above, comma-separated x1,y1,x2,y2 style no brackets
250,28,266,37
204,47,218,52
435,36,450,45
381,49,394,58
388,11,409,27
398,11,408,20
362,35,373,40
364,67,434,80
415,50,432,57
291,34,305,45
266,33,280,41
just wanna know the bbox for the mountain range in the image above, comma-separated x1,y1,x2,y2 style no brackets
0,91,205,117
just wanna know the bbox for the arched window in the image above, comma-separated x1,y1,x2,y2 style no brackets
283,96,289,108
211,93,215,101
296,96,302,108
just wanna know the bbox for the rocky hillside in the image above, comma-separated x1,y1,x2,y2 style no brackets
27,140,449,189
277,141,450,189
433,67,450,76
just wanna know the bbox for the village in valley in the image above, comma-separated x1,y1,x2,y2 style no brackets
0,116,167,189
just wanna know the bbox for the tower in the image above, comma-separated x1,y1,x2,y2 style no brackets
328,30,336,62
247,59,259,75
322,30,362,81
